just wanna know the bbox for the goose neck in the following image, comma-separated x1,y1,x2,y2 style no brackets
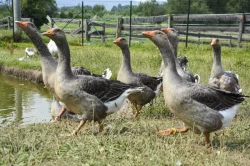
121,47,133,73
56,40,74,77
158,47,181,81
212,47,224,74
29,33,57,66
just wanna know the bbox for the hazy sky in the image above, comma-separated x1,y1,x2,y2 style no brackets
56,0,166,10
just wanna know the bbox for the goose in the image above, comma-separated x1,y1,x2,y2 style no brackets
158,56,189,76
113,37,162,117
160,28,200,83
43,28,144,136
15,21,112,121
19,48,38,61
177,56,188,71
142,30,248,146
209,38,241,93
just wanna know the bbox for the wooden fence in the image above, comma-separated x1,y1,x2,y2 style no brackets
0,17,33,29
51,18,106,42
116,13,250,47
1,14,250,47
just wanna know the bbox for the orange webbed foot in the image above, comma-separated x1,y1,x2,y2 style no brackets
156,127,189,136
156,128,177,136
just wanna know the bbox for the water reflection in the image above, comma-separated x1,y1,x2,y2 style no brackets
0,74,53,126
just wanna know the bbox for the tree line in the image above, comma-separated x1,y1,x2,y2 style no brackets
0,0,249,29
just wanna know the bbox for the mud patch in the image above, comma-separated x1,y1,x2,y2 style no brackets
0,66,43,84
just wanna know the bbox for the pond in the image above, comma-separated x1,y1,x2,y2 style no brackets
0,73,53,126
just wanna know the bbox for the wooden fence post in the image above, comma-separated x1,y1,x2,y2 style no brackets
78,20,81,28
85,20,91,42
102,23,105,43
228,36,232,47
237,13,245,48
8,16,11,29
168,15,173,28
116,18,123,38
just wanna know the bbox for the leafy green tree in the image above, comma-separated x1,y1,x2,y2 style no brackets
67,11,73,18
134,0,166,16
224,0,250,13
165,0,210,14
0,0,12,18
205,0,250,13
59,11,66,18
21,0,58,29
205,0,227,14
92,5,106,17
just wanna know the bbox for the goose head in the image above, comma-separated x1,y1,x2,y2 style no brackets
142,30,169,49
113,37,129,49
211,38,221,50
161,28,179,41
42,28,66,45
15,21,39,36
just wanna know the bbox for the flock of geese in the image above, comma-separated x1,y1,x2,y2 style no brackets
15,21,248,147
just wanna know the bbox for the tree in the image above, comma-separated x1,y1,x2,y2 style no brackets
67,11,73,18
224,0,250,13
134,0,166,16
21,0,58,29
59,11,66,18
165,0,210,14
92,5,106,17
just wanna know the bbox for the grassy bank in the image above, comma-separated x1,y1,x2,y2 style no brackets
0,35,250,165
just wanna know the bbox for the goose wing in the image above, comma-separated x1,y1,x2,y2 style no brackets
186,83,246,111
135,73,162,91
72,66,103,77
77,76,135,103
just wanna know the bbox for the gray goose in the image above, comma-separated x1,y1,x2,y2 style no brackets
43,28,144,136
209,38,241,93
113,37,162,117
16,21,112,120
160,28,200,83
177,56,188,71
142,30,248,146
158,56,190,76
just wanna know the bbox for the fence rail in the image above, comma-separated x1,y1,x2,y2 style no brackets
116,13,250,47
1,13,250,47
0,17,32,29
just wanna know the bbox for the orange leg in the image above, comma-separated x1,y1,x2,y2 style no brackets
157,127,189,136
133,105,143,118
54,107,67,121
60,119,87,137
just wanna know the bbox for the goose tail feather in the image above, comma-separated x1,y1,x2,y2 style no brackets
102,68,112,79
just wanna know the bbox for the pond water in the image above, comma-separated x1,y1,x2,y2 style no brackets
0,74,53,126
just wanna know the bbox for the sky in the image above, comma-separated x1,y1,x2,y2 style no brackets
56,0,166,10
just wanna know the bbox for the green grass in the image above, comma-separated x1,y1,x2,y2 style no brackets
0,34,250,165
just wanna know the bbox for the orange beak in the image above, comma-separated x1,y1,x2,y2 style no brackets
42,29,55,38
161,28,169,34
15,21,28,29
211,39,217,46
113,38,121,46
142,31,154,39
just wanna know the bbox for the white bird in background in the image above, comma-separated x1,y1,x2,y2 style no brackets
19,48,38,61
47,39,58,57
44,23,59,58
